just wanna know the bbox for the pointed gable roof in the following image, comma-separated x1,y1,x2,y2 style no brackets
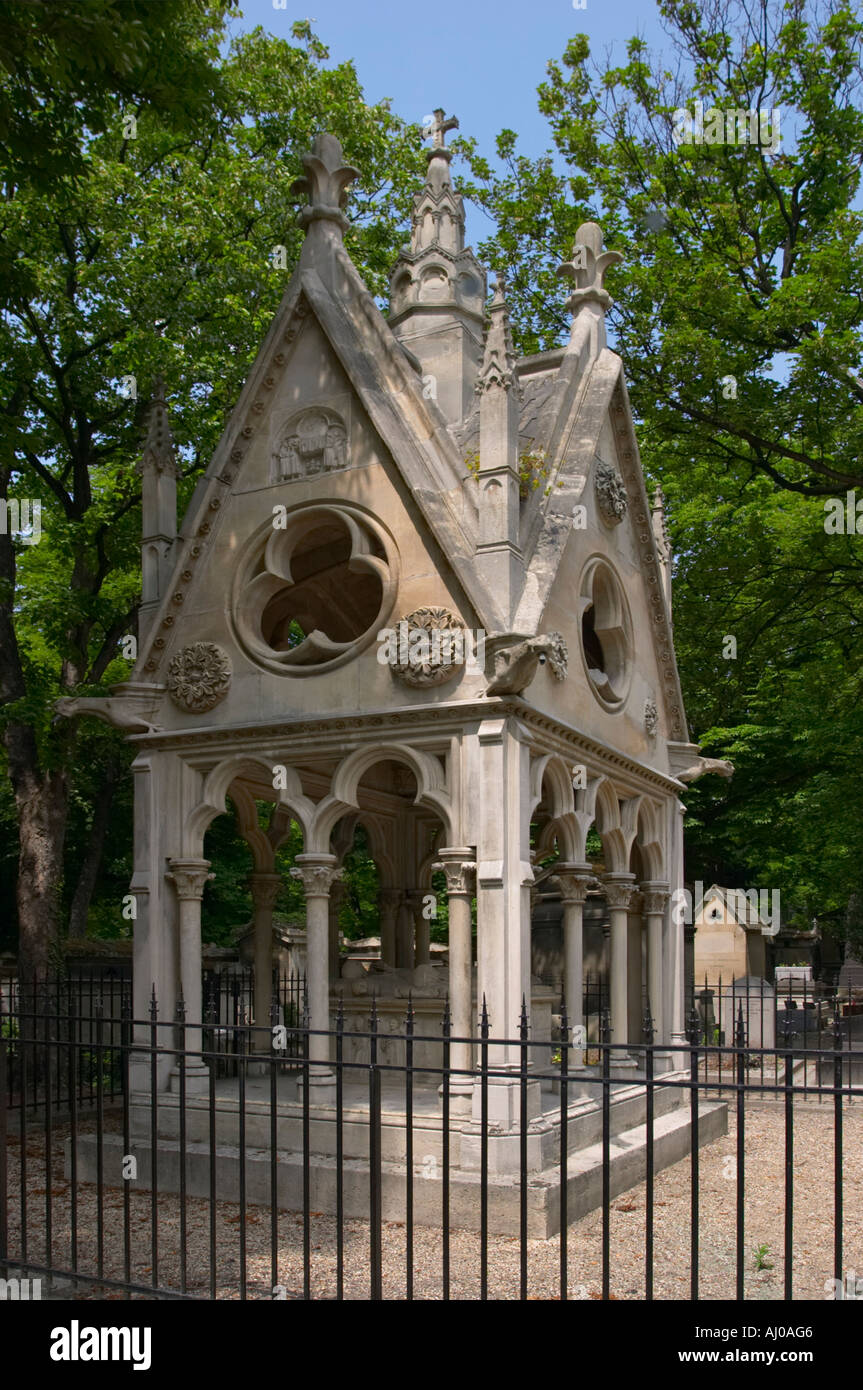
134,137,513,684
131,138,688,746
506,222,688,741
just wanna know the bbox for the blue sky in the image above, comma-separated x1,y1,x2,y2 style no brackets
224,3,813,380
226,1,670,181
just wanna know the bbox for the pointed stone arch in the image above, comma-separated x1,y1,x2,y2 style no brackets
530,753,581,862
308,742,453,852
634,797,665,880
589,776,628,873
185,753,316,857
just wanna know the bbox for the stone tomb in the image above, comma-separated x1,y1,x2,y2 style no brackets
65,116,726,1234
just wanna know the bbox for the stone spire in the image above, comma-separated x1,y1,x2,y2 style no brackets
138,376,178,639
651,484,673,618
557,220,622,356
475,274,522,621
138,375,178,478
476,273,517,394
411,109,464,255
387,108,486,424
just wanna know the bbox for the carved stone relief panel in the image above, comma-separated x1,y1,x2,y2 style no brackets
272,406,349,483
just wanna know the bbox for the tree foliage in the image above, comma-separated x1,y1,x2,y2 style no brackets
457,0,863,946
0,15,425,964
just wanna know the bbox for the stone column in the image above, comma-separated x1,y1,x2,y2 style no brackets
641,882,669,1050
602,873,638,1072
409,890,431,966
378,888,401,969
554,864,593,1067
328,879,346,981
290,854,341,1101
665,798,688,1063
248,871,282,1054
434,848,476,1111
627,890,644,1046
396,894,415,970
131,750,184,1099
474,718,537,1127
166,858,214,1091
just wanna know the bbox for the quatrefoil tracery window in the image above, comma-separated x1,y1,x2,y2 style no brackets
231,503,398,676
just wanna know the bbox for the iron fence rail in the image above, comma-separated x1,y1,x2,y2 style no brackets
1,987,861,1302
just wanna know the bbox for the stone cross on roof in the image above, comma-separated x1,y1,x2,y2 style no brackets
423,108,459,148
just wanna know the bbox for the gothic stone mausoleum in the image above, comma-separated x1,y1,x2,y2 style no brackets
61,118,726,1234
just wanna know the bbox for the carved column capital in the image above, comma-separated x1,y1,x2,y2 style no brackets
248,871,282,913
553,862,594,906
378,888,403,912
602,873,637,911
433,847,476,896
289,854,341,898
167,858,214,901
640,881,670,917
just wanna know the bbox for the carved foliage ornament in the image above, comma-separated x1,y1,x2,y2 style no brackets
432,860,476,895
594,459,628,525
391,607,468,688
167,642,232,713
290,863,342,897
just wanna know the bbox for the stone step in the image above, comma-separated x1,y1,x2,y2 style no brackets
131,1072,690,1169
69,1096,726,1239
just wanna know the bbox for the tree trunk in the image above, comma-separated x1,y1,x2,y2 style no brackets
68,759,118,937
5,722,69,979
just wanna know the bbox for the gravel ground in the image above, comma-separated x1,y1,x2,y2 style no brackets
4,1099,861,1301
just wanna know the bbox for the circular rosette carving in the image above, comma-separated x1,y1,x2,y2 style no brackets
230,502,398,677
390,607,467,687
167,643,232,713
594,460,628,525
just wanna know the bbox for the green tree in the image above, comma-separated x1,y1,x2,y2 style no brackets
0,0,234,189
0,19,426,974
456,0,863,944
459,0,863,496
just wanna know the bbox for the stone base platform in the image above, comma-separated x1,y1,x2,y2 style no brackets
67,1070,727,1238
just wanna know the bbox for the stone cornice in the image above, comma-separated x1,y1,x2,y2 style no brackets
128,697,683,795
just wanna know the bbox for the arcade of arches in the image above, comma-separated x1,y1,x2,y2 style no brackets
135,711,686,1103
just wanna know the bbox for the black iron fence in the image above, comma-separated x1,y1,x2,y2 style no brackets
201,969,306,1077
1,970,307,1107
1,985,861,1302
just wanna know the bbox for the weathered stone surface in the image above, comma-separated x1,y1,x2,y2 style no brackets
106,121,712,1211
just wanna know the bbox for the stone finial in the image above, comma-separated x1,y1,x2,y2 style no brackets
557,220,623,316
423,108,459,150
476,273,517,393
138,376,178,478
291,133,359,234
